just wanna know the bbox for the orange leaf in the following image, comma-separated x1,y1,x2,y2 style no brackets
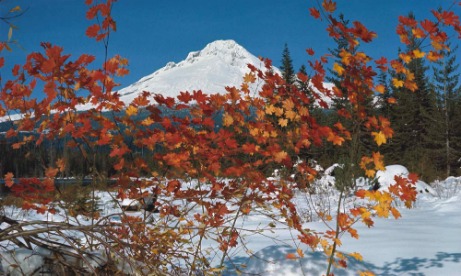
86,24,100,38
387,97,397,104
45,167,59,178
390,207,401,219
274,151,288,163
375,84,385,94
309,7,320,19
243,72,256,83
282,99,295,111
297,248,305,258
278,118,288,127
327,132,345,146
56,159,66,173
126,105,138,116
285,253,298,260
167,180,181,193
4,172,14,188
222,113,234,127
322,0,336,13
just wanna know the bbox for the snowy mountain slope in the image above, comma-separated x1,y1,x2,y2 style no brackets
117,39,270,103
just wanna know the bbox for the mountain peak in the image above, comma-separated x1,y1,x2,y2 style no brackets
183,39,254,67
118,39,266,102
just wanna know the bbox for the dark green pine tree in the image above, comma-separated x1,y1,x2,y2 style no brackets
327,14,352,112
432,43,461,177
387,14,441,180
297,64,309,91
280,43,295,85
296,64,316,108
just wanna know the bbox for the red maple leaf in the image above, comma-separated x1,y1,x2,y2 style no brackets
309,8,320,19
86,24,100,38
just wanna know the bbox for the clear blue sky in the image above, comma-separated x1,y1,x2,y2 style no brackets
2,0,456,92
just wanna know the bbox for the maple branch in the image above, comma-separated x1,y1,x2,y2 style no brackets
326,189,343,276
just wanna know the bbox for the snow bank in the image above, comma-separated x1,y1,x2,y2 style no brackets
376,165,436,195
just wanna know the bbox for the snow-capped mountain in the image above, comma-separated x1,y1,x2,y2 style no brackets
118,40,269,103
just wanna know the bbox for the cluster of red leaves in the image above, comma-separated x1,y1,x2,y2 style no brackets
85,0,117,42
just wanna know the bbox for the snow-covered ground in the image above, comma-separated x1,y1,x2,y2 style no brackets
229,182,461,275
1,165,460,275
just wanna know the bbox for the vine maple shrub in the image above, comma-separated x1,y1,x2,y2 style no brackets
1,0,461,275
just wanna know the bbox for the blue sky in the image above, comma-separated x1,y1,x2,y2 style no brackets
2,0,456,92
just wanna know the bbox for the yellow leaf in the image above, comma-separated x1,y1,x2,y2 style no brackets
413,49,426,58
399,53,412,63
349,252,363,261
282,98,295,111
141,117,155,126
297,248,305,258
333,62,345,76
278,118,288,127
285,110,297,121
365,169,376,178
265,104,276,115
359,272,376,276
372,152,385,171
222,113,234,127
126,105,138,116
275,107,284,117
392,78,404,88
372,131,386,146
249,127,259,137
8,27,12,41
10,6,21,12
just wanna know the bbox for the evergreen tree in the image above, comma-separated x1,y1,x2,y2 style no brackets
387,13,441,180
297,64,308,91
296,64,316,108
280,43,295,85
432,43,461,177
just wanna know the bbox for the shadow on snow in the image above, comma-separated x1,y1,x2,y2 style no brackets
221,245,461,276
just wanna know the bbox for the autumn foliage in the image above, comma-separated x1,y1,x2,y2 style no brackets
1,0,461,275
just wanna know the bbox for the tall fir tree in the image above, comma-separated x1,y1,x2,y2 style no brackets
432,43,461,177
296,64,316,108
280,43,295,85
387,13,441,180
